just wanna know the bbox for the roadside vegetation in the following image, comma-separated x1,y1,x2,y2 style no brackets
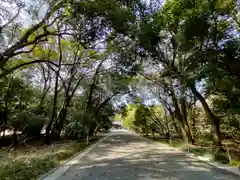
0,141,84,180
119,103,240,167
0,138,101,180
145,134,240,166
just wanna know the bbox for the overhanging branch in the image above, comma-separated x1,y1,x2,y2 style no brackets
0,60,58,79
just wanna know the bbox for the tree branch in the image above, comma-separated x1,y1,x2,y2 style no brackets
0,60,58,79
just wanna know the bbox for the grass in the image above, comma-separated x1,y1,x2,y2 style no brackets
0,138,100,180
144,135,184,148
143,134,240,168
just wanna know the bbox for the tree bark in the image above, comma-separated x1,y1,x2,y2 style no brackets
46,70,60,144
53,100,70,140
38,64,51,113
190,85,222,146
86,58,106,111
89,121,97,137
157,95,182,137
180,83,194,144
163,104,171,139
170,88,193,144
45,35,62,144
167,106,181,136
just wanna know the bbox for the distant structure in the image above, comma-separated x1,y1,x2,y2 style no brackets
112,121,123,129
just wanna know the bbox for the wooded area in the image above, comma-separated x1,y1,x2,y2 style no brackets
0,0,240,176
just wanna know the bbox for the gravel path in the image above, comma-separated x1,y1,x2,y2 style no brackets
52,131,240,180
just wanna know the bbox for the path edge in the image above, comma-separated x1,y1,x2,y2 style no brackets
131,131,240,177
37,135,109,180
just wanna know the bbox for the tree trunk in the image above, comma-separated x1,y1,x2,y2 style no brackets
86,59,106,111
45,73,59,144
46,35,62,144
12,129,18,147
45,126,51,144
180,83,194,144
54,106,68,140
165,105,182,137
191,105,197,142
88,121,97,137
173,120,181,135
181,117,194,144
170,89,193,144
2,103,8,141
2,78,11,139
94,125,99,136
86,134,89,145
190,85,222,146
163,105,171,139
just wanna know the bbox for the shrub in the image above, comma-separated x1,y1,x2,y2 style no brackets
10,112,47,139
64,112,93,139
0,141,88,180
213,152,230,164
64,120,85,139
23,116,47,139
230,160,240,168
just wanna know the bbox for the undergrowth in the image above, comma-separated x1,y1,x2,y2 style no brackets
0,141,91,180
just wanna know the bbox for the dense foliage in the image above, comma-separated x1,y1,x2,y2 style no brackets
0,0,138,145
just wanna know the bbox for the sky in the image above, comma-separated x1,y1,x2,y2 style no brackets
21,0,49,27
0,0,48,28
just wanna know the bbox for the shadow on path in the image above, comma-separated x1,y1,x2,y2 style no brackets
59,133,240,180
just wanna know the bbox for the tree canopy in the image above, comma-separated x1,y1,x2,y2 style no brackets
0,0,239,157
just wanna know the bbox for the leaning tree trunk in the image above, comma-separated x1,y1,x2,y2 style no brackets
46,72,59,144
46,34,62,144
170,89,194,144
54,106,68,140
46,73,58,143
2,96,8,140
89,121,97,137
190,85,222,147
53,71,85,140
180,83,195,144
1,78,11,140
165,103,182,137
